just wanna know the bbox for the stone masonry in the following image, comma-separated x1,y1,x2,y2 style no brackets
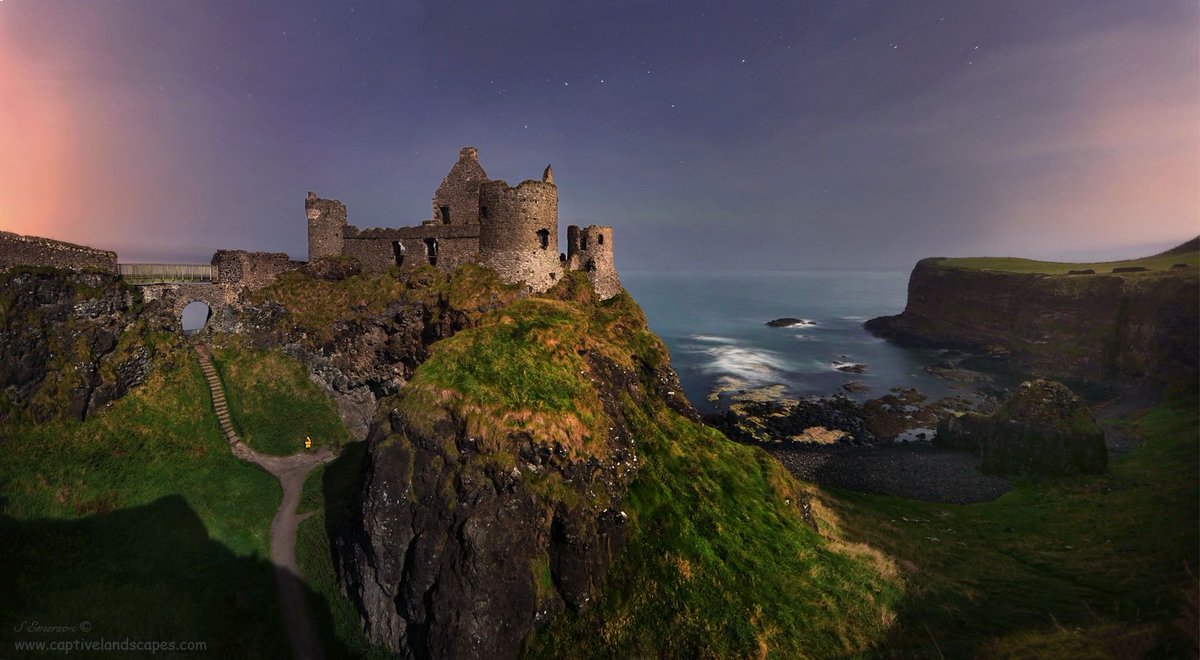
307,147,621,299
4,146,623,327
0,230,118,274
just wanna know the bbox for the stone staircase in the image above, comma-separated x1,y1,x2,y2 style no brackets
194,345,242,446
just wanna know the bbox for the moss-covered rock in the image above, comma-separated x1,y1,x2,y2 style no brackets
937,379,1107,475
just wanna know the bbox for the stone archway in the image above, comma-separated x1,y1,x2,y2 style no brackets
180,300,212,336
138,282,235,334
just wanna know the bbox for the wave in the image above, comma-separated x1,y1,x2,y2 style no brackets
688,334,737,344
695,343,789,384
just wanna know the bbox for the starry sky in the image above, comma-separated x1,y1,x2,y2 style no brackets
1,0,1197,269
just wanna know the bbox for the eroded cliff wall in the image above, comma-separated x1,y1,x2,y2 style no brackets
866,259,1199,382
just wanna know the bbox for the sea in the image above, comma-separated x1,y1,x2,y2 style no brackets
622,270,973,413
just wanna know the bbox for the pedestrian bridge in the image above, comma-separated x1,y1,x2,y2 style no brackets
118,263,213,285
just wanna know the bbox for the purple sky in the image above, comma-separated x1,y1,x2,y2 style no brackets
2,0,1197,268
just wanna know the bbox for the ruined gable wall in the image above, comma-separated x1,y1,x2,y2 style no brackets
478,179,560,292
0,231,118,274
431,147,489,226
307,193,347,261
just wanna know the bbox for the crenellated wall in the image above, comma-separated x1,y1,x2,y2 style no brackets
0,230,118,274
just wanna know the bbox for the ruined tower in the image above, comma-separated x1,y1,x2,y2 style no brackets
478,173,560,293
306,192,347,262
431,147,489,226
566,224,621,300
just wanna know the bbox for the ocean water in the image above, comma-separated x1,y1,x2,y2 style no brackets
622,270,968,412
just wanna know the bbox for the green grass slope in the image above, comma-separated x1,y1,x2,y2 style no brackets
1,333,353,656
936,245,1199,276
295,277,905,658
210,340,349,454
827,395,1199,656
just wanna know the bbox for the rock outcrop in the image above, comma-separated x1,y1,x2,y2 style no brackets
336,282,694,657
0,268,174,421
936,379,1107,475
865,251,1199,384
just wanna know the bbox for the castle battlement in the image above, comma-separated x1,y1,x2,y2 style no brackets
307,147,620,299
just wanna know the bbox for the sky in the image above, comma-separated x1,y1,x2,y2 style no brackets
1,0,1197,269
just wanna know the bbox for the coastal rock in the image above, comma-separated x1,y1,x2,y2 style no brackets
337,322,657,657
709,390,875,445
865,243,1200,383
765,317,813,328
0,268,173,421
936,379,1107,475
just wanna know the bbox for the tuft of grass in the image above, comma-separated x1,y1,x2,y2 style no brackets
209,340,349,455
398,298,609,460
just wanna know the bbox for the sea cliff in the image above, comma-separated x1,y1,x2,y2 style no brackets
866,242,1199,384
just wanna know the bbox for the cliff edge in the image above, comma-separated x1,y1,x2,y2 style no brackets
865,240,1199,384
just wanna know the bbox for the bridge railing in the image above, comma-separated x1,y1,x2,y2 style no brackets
118,263,214,284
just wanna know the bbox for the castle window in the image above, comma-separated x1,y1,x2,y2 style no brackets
581,235,589,250
480,206,489,220
439,206,451,224
537,229,550,250
392,241,405,267
598,233,604,245
424,238,439,266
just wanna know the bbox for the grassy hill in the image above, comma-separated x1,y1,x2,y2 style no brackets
0,336,351,656
4,264,1195,657
936,237,1199,275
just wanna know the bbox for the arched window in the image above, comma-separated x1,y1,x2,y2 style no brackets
537,229,550,250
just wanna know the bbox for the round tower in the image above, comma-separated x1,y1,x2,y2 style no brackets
478,179,560,292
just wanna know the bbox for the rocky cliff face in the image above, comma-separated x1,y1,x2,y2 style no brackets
336,281,696,658
0,268,175,421
866,259,1198,383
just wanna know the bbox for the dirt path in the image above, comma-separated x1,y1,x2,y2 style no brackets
195,345,335,660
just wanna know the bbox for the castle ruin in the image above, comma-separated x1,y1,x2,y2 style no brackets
307,147,621,299
0,147,622,332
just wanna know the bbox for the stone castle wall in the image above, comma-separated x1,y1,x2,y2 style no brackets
566,225,621,300
432,147,489,226
343,225,481,275
478,179,560,293
306,148,619,299
212,250,302,291
307,193,347,262
0,230,118,274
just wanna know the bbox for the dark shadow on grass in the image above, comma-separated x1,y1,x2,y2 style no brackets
0,495,351,658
